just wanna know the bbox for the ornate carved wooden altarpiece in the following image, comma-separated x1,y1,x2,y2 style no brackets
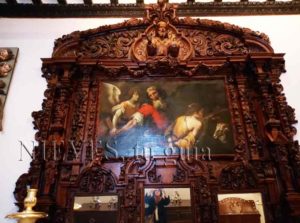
14,1,300,223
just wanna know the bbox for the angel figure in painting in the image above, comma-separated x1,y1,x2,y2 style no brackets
110,88,141,135
98,83,121,135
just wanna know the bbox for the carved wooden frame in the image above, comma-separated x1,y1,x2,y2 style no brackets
13,2,300,223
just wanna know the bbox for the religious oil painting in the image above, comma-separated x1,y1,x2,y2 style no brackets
0,47,18,131
98,80,234,157
144,188,192,223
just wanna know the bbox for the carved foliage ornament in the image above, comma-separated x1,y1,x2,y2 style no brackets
77,30,140,59
53,1,269,60
220,163,257,190
77,153,115,193
182,30,248,57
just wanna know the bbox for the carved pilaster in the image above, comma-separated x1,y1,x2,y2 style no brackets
194,176,217,223
236,69,259,160
256,60,298,194
226,73,247,161
82,79,99,164
123,178,140,223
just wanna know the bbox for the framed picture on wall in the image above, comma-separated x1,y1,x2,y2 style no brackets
0,47,18,131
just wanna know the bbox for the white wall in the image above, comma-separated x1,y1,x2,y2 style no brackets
0,15,299,222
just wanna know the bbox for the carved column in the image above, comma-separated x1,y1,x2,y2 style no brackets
43,66,72,196
235,63,260,160
226,72,248,161
269,60,300,220
257,61,294,190
123,178,140,223
65,67,90,182
82,76,99,165
194,176,217,223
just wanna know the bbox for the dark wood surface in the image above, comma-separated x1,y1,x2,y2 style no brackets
12,1,300,223
73,211,118,223
166,205,193,223
219,214,261,223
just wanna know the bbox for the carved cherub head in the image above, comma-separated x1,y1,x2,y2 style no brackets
156,21,168,39
0,63,12,77
0,49,13,61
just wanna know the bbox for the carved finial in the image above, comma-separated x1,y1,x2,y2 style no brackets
145,0,178,24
